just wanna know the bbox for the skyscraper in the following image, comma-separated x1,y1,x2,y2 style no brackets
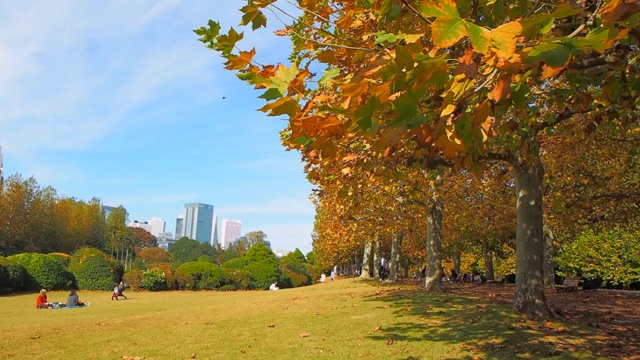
175,215,184,239
211,214,219,247
182,203,214,244
221,219,241,249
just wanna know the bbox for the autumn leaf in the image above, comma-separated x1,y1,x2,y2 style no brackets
299,333,310,338
274,27,292,36
491,21,522,58
489,74,512,103
374,325,382,332
540,65,563,80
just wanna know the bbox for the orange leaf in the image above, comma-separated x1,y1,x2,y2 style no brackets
299,333,310,337
274,27,292,36
489,74,512,103
491,21,523,58
541,65,563,80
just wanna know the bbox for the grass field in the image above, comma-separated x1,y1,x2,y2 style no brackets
1,278,603,359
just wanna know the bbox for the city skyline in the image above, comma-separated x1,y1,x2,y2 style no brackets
0,1,315,254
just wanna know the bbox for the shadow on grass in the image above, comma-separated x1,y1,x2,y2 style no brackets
360,280,606,360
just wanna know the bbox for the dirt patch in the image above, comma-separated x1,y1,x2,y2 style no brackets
445,282,640,359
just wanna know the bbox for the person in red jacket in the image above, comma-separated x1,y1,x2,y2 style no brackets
36,289,53,309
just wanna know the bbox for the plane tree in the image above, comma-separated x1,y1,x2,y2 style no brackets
198,0,640,317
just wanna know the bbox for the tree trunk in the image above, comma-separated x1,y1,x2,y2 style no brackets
513,150,551,317
543,225,555,287
453,252,461,274
483,239,495,280
360,241,372,278
389,232,403,282
425,176,444,292
373,241,381,280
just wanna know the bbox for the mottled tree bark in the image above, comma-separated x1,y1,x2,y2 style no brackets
543,225,556,287
360,241,373,279
425,176,444,292
483,239,495,280
513,148,551,317
389,232,403,282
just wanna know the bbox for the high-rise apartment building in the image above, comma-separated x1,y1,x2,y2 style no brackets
182,203,214,244
221,219,241,249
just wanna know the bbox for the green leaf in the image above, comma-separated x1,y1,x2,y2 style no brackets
431,17,467,48
551,3,582,19
465,21,491,54
524,42,574,67
194,20,221,45
374,32,398,45
258,88,282,101
319,67,340,87
419,0,460,18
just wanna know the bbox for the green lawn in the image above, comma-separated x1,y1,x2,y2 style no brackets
0,278,601,359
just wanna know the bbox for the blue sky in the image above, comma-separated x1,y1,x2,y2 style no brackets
0,1,315,254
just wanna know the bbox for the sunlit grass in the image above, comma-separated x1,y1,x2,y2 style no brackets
1,278,604,359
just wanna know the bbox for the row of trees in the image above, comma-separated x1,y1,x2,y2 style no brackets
0,174,157,266
198,0,640,317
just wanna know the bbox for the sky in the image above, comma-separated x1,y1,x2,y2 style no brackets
0,1,316,254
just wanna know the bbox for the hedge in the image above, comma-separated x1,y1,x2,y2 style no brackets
175,262,227,290
6,253,75,291
69,248,123,290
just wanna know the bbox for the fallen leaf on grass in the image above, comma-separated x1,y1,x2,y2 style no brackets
267,324,275,328
385,338,394,345
299,333,310,337
374,325,382,332
122,356,145,360
187,353,196,359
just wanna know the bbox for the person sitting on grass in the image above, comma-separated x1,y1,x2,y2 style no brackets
66,289,89,307
36,289,53,309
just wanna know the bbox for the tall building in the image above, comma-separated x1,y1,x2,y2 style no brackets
175,215,184,239
129,220,152,234
182,203,214,244
102,205,117,220
221,219,241,249
211,214,219,247
148,217,165,237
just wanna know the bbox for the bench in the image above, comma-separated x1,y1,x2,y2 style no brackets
487,274,505,284
556,276,582,292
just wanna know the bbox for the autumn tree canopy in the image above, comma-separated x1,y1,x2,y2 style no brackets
199,0,639,317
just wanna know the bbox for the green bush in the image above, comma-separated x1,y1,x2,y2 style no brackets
175,262,227,290
558,227,640,284
0,259,27,291
290,272,310,287
123,269,143,291
6,253,75,291
223,268,252,290
48,252,72,267
142,268,168,291
218,284,236,291
69,248,122,290
245,261,279,290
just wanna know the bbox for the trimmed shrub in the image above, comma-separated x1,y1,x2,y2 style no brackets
149,263,175,289
142,268,168,291
0,258,28,291
48,252,72,267
7,253,75,291
223,268,252,290
175,262,227,290
69,248,122,290
123,269,143,291
245,261,279,290
290,272,311,287
218,284,236,291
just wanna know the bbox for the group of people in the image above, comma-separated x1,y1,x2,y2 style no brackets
36,289,90,309
36,280,127,309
